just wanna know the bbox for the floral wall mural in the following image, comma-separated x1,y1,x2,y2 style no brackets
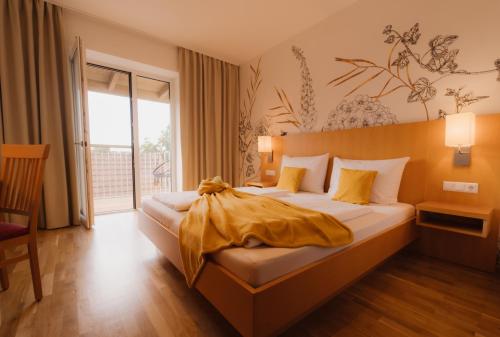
268,46,318,131
323,95,398,131
239,0,500,182
240,45,319,179
439,88,489,117
239,58,262,181
330,23,498,120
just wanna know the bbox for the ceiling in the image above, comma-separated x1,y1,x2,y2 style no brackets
87,64,170,102
50,0,358,64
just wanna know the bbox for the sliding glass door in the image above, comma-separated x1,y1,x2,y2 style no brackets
72,60,174,216
136,76,172,201
86,64,135,214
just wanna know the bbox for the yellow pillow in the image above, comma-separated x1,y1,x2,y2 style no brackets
333,168,377,205
277,167,306,193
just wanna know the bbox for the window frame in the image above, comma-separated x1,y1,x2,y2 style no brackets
86,49,179,208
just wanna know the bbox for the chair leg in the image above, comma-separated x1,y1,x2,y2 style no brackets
0,249,9,291
28,241,43,301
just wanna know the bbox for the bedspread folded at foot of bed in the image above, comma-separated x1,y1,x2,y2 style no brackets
179,178,354,287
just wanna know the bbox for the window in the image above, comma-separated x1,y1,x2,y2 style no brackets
85,62,177,214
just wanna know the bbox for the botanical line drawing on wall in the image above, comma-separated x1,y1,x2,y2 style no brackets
239,58,262,182
268,87,301,128
496,59,500,80
323,95,398,131
328,23,500,120
268,45,317,131
292,46,317,130
243,116,271,180
438,88,489,118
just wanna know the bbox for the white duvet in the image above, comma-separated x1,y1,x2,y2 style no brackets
152,187,290,212
151,188,374,248
276,192,373,222
244,192,374,247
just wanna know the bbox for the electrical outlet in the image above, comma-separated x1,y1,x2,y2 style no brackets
443,181,479,194
265,169,276,176
464,182,479,194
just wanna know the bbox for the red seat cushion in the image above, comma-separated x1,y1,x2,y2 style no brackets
0,222,29,241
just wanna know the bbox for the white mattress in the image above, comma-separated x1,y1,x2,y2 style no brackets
141,191,415,287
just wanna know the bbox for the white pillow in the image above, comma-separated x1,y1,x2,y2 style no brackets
280,153,329,193
328,157,409,204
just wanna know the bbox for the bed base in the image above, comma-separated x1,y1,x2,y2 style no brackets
138,209,417,337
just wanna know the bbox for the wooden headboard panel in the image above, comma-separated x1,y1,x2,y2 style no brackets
260,113,500,243
261,121,430,205
261,113,500,209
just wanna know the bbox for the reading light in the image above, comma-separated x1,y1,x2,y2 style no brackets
445,112,476,166
258,136,273,163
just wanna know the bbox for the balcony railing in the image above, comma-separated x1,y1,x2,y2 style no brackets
90,144,171,213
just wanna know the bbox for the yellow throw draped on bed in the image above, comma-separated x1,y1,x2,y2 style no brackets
179,177,354,287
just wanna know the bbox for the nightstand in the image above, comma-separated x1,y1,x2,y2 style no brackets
416,201,497,272
245,181,276,188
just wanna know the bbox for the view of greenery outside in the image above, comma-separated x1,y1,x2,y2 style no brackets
140,125,171,154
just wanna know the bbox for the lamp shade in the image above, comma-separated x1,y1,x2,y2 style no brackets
445,112,476,147
257,136,272,153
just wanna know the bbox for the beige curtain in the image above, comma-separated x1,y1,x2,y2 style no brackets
0,0,79,229
178,47,240,190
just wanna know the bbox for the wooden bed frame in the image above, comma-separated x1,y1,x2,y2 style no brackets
138,210,416,337
138,121,435,336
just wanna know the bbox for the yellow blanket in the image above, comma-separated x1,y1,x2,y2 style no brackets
178,177,354,287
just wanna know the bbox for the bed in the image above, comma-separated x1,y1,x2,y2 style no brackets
138,123,427,337
139,189,416,336
143,190,414,286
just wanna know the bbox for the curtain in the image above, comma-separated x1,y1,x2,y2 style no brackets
178,47,240,190
0,0,79,229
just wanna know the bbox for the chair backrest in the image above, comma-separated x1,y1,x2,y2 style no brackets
0,145,50,227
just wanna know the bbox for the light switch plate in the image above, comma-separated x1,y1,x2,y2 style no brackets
443,181,479,194
265,169,276,176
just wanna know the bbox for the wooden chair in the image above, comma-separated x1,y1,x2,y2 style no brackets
0,144,50,301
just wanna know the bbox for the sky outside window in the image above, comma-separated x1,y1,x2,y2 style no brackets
88,91,170,148
137,98,171,149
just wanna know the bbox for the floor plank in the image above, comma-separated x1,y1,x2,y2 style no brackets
1,212,499,337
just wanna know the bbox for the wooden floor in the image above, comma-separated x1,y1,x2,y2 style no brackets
1,212,499,337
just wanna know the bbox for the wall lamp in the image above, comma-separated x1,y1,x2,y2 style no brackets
258,136,273,163
445,112,475,166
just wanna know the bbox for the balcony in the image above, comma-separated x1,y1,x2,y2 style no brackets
90,144,171,214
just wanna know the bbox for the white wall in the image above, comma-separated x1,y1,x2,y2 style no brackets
62,9,178,71
62,9,182,190
239,0,500,181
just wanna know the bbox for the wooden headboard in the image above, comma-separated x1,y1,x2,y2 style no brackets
261,114,500,211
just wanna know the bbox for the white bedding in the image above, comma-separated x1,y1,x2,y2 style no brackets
277,192,374,222
142,189,415,287
213,202,414,286
146,190,374,235
153,191,199,211
152,187,290,211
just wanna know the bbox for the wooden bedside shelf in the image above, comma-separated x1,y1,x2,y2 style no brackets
416,201,492,238
244,180,276,188
415,201,497,272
